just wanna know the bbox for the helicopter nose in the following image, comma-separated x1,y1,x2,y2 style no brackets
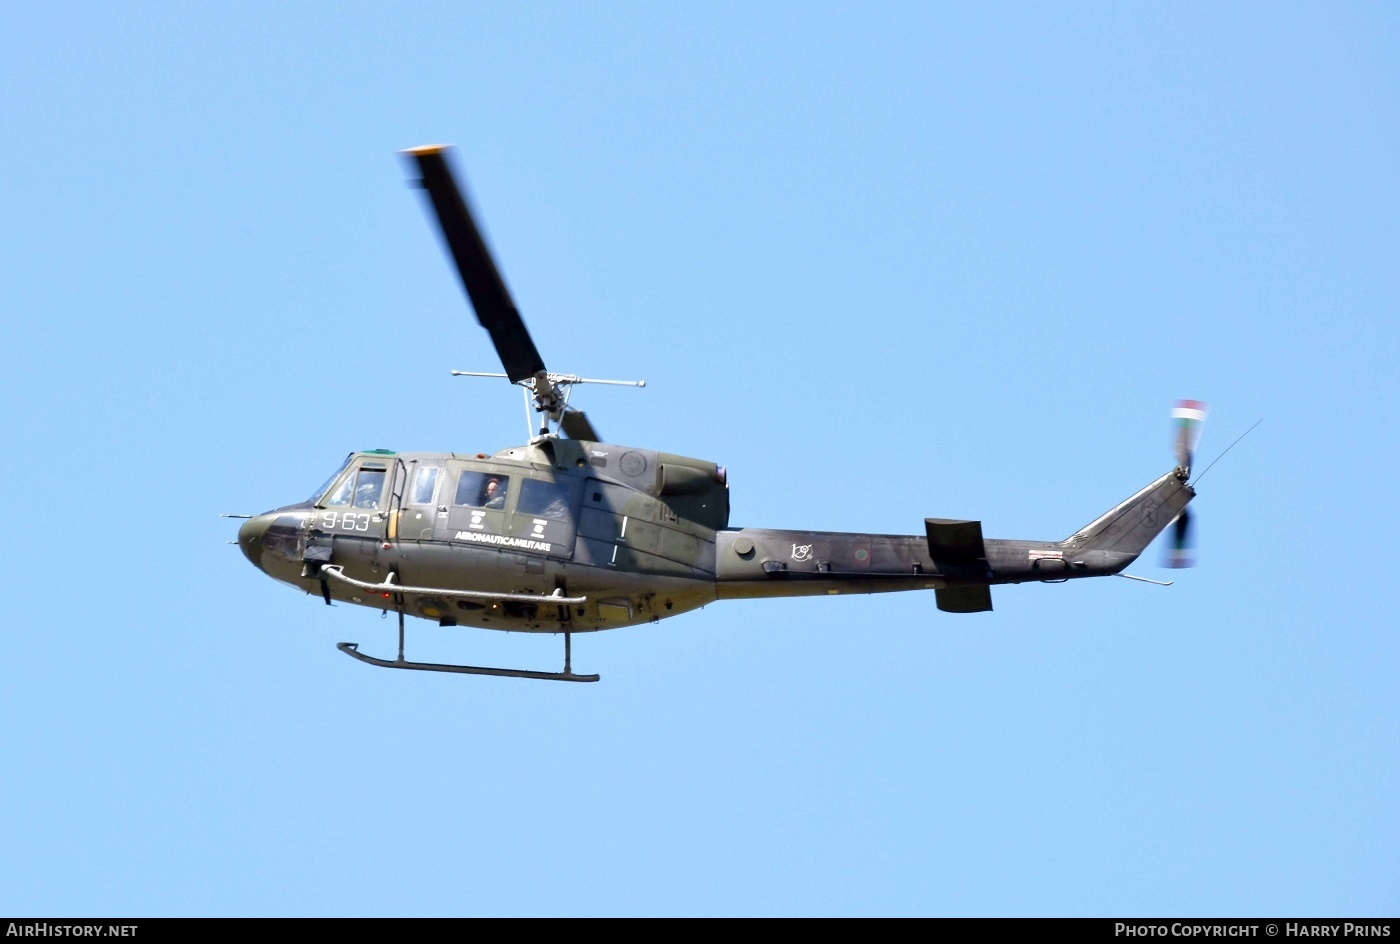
237,513,273,570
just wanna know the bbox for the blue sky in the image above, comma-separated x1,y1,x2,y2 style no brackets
2,2,1396,916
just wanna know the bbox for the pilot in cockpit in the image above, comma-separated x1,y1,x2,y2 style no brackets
353,469,386,510
481,476,506,510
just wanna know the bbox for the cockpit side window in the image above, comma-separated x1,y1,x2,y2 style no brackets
410,466,440,505
352,468,387,509
455,471,510,510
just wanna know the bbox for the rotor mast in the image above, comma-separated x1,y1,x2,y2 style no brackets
450,370,645,440
404,144,643,442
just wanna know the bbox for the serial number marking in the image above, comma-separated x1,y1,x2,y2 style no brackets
320,512,372,533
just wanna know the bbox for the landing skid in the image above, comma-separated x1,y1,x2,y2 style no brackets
337,610,599,683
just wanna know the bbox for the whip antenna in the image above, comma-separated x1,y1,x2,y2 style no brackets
1191,418,1263,486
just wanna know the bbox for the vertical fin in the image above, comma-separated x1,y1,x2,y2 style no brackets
1065,470,1194,560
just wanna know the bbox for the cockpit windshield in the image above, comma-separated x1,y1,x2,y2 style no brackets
321,462,389,510
310,455,354,504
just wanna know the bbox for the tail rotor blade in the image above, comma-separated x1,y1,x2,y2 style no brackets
1172,399,1209,473
1162,509,1196,568
403,146,546,384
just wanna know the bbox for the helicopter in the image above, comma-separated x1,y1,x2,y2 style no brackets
235,145,1205,683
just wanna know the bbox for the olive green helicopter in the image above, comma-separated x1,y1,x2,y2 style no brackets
234,145,1206,683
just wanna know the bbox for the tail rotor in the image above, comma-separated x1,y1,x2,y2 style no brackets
1164,399,1207,568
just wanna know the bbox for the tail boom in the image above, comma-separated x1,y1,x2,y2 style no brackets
711,467,1194,608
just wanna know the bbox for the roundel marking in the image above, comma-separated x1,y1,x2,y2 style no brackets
1140,503,1160,529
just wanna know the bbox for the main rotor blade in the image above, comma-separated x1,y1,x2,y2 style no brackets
403,146,546,384
560,408,600,442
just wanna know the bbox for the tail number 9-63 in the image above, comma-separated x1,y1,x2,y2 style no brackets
320,512,373,533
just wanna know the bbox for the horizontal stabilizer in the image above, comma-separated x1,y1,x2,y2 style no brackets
936,585,993,613
925,518,987,563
